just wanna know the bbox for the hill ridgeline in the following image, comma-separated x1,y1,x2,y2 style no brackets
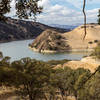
0,17,69,42
29,29,70,53
30,24,100,53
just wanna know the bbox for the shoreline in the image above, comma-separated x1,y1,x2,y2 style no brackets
0,38,35,44
29,47,58,53
0,38,93,54
29,46,94,53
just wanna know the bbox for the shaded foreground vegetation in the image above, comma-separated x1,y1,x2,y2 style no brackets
0,52,100,100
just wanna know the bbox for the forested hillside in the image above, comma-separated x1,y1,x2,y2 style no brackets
0,18,69,42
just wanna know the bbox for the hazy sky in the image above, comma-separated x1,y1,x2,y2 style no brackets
7,0,100,25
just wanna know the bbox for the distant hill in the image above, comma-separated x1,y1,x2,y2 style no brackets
50,24,80,30
29,29,70,53
30,23,100,53
0,18,70,42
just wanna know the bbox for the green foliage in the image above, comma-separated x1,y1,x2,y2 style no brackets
0,66,16,86
16,0,43,21
0,51,3,58
98,9,100,25
74,72,90,90
88,41,93,44
49,67,74,99
0,0,10,21
0,51,100,100
78,71,100,100
0,0,42,22
47,59,69,66
91,42,100,59
11,58,53,100
94,40,98,43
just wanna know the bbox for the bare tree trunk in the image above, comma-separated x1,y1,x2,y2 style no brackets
59,89,64,100
44,94,48,100
83,0,87,40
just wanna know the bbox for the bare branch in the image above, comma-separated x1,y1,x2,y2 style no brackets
83,0,87,40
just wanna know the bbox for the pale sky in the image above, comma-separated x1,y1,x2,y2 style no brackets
6,0,100,25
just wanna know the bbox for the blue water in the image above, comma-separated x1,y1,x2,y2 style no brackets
0,39,90,61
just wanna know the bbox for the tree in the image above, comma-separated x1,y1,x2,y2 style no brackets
0,52,15,86
15,0,43,21
0,51,3,59
78,67,100,100
49,67,74,100
91,42,100,59
98,9,100,25
0,0,10,21
0,0,42,22
0,52,11,66
11,58,52,100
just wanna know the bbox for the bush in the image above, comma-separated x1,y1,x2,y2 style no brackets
57,42,61,45
47,59,69,66
91,42,100,59
94,40,98,43
88,41,93,44
48,45,53,50
56,35,62,40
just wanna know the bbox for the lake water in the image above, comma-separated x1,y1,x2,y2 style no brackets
0,40,90,62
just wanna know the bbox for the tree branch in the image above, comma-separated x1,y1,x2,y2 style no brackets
83,0,87,40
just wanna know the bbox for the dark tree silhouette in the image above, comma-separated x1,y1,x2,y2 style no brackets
83,0,87,40
0,0,42,22
0,0,10,21
98,9,100,25
16,0,43,21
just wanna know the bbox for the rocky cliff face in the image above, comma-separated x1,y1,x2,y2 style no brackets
30,29,71,53
0,17,69,42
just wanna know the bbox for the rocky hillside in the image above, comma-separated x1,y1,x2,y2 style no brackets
29,29,70,53
0,17,69,42
30,23,100,53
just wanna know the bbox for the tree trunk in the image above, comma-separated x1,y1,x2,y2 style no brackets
75,94,78,100
29,94,34,100
59,89,64,100
44,94,48,100
83,0,87,40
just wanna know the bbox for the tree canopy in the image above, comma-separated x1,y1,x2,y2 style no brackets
98,9,100,25
0,0,10,21
16,0,43,21
0,0,42,21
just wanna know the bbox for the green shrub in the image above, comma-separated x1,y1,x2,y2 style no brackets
91,42,100,59
47,59,69,66
94,40,98,43
56,35,62,40
88,41,93,44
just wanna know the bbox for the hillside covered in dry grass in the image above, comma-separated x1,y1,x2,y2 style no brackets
30,24,100,53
